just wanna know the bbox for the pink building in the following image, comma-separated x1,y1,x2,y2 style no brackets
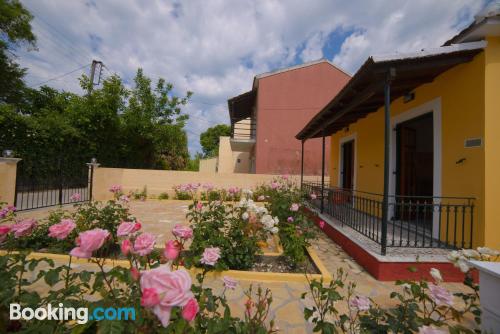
227,59,350,175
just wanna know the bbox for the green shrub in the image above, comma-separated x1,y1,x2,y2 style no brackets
158,192,169,200
258,176,317,264
185,199,269,270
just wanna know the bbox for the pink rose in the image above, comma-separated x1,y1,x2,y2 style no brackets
287,216,294,223
257,195,265,201
11,219,37,238
290,203,299,212
130,267,140,281
164,240,180,260
48,219,76,240
119,195,130,203
121,239,132,256
428,283,454,306
196,202,203,211
223,276,238,290
349,295,371,311
200,247,221,266
141,288,161,307
172,224,193,239
0,225,11,235
70,193,81,201
109,185,122,193
134,221,142,231
319,221,325,229
0,225,11,244
134,233,156,256
69,228,110,258
117,221,136,237
182,298,199,322
419,325,447,334
140,266,194,327
310,193,317,200
271,182,279,189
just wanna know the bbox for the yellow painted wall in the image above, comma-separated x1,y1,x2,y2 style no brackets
484,36,500,249
330,51,487,246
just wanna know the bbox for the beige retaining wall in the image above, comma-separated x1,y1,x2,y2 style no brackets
92,167,328,200
0,158,21,205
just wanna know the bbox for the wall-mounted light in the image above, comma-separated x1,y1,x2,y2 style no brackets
2,149,14,158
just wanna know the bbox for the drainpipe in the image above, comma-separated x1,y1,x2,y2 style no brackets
300,140,305,190
321,133,326,214
381,68,396,256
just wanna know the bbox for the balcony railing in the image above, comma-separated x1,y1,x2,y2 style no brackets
302,181,475,252
231,118,256,141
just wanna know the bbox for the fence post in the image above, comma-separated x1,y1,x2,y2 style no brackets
87,158,100,201
58,157,63,206
0,156,22,206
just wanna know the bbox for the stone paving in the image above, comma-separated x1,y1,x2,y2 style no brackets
17,200,473,333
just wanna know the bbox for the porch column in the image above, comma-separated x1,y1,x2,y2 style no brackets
300,140,304,190
381,68,395,255
321,133,326,213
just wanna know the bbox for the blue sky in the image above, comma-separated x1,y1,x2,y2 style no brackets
17,0,492,156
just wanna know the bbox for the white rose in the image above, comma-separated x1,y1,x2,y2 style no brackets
457,259,470,273
270,227,279,234
462,249,480,259
242,212,249,220
430,268,443,283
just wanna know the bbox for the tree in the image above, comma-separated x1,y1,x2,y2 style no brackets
200,124,231,158
0,0,36,104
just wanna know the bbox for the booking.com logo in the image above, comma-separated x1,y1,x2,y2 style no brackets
10,303,136,324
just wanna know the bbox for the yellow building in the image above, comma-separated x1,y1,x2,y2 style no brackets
297,7,500,254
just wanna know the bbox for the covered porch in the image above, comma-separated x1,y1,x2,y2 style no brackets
297,41,485,256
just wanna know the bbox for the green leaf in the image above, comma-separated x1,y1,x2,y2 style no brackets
97,320,125,334
44,268,60,287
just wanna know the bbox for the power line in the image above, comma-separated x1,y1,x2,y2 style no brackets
27,6,96,64
29,63,91,88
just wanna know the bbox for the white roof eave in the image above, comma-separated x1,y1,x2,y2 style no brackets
371,40,487,63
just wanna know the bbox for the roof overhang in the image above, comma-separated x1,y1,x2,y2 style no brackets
296,41,486,140
444,15,500,45
227,90,256,123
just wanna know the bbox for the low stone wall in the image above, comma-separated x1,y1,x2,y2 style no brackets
92,167,327,200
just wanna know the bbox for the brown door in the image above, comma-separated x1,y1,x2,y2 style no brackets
396,113,433,223
399,127,417,198
341,140,354,190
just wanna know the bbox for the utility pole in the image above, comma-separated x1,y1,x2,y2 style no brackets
88,60,103,94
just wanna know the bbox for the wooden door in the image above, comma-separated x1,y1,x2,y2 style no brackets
342,140,354,190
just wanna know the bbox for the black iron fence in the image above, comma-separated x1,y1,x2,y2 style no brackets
14,159,93,211
302,181,475,252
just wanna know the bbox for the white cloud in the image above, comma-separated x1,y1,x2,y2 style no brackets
16,0,488,155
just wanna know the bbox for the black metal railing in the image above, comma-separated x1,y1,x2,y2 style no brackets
302,181,475,252
231,119,256,140
14,160,93,211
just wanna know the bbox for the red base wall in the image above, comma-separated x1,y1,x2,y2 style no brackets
307,209,478,282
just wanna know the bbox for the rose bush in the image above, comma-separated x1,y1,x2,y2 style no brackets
0,200,136,256
185,194,274,270
254,176,317,264
0,219,278,333
302,264,482,333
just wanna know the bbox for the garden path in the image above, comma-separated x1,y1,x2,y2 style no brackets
18,200,473,333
